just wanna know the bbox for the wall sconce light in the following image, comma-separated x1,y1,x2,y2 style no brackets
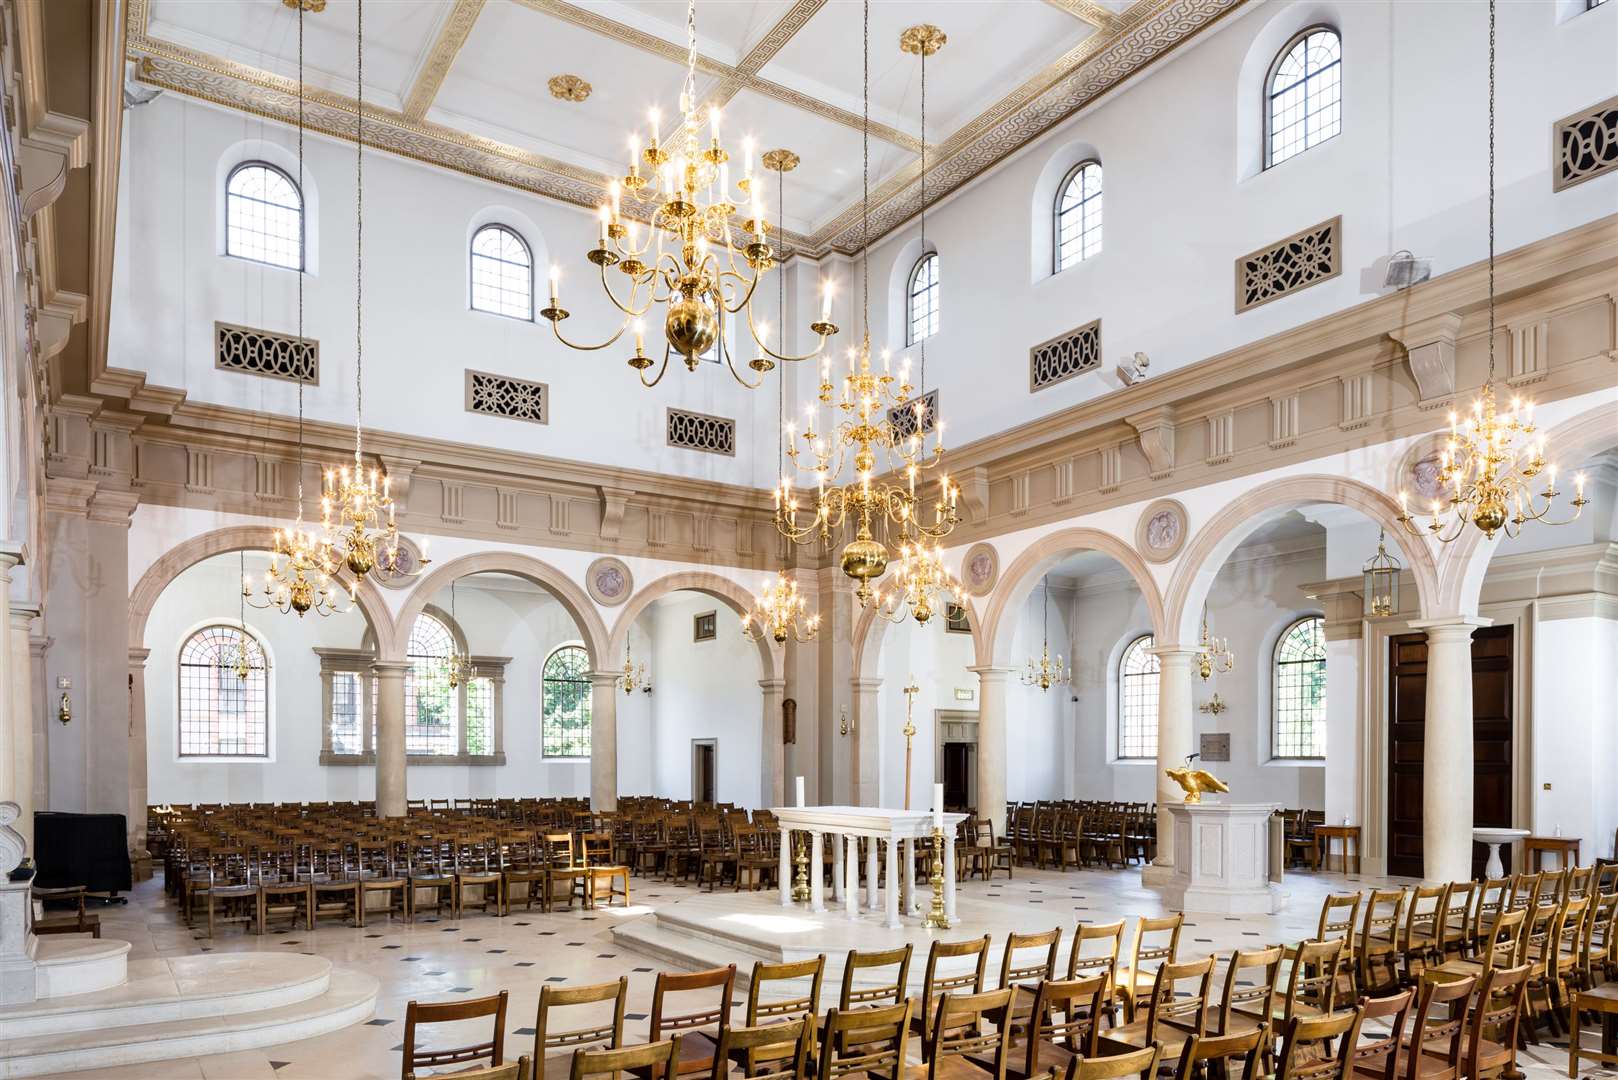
839,705,849,737
57,691,71,725
1198,693,1228,716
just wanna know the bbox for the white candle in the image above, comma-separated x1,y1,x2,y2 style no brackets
795,775,806,807
933,783,944,830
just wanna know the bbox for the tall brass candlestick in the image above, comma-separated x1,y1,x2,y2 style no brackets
791,831,811,903
922,825,950,929
902,678,919,810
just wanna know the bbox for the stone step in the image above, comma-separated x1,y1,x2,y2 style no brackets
0,953,332,1039
31,939,130,1000
0,968,377,1079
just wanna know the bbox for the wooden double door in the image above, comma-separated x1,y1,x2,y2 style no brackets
1387,625,1514,879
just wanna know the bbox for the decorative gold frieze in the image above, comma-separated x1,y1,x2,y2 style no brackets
1235,216,1342,313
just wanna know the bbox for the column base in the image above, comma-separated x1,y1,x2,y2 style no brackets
0,880,38,1005
1140,862,1175,887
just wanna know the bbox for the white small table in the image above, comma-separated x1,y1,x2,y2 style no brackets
773,806,967,929
1473,827,1530,879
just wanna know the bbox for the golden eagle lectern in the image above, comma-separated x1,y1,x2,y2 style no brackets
1165,753,1229,803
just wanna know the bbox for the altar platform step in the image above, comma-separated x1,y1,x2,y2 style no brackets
0,954,377,1078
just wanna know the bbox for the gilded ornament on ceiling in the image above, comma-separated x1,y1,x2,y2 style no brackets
547,75,593,103
761,149,800,172
281,0,327,11
899,24,947,56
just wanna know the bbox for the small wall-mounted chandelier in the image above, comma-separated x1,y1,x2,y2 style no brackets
617,638,651,694
1020,576,1070,692
321,0,430,583
743,572,821,644
1196,606,1233,681
1396,0,1585,544
541,0,837,388
1362,529,1402,618
868,541,965,628
442,579,476,690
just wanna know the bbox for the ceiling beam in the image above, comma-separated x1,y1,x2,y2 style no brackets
401,0,485,122
1042,0,1118,31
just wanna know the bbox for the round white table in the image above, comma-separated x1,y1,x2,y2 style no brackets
1473,827,1530,878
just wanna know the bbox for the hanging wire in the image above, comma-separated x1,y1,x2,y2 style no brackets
777,162,786,472
1485,0,1496,382
860,0,870,338
917,30,927,398
294,1,306,515
354,0,365,455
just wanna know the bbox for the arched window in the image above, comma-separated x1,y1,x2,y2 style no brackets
226,162,304,270
542,644,592,758
1117,634,1158,760
1266,28,1342,168
1273,616,1326,758
1054,161,1103,272
178,624,269,757
470,224,533,319
906,253,940,345
405,613,458,756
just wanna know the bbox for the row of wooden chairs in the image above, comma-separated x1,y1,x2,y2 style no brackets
1005,803,1157,871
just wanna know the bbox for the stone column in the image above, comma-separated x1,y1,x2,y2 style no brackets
0,553,18,845
372,660,411,817
969,666,1012,838
588,672,619,812
760,677,786,808
126,648,149,856
850,677,882,807
5,605,36,855
1411,617,1488,882
1147,647,1198,877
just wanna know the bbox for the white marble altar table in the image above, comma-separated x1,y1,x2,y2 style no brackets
772,806,968,929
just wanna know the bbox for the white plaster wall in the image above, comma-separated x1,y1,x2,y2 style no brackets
842,0,1618,449
645,593,765,806
1532,614,1618,860
1004,587,1068,802
874,614,975,810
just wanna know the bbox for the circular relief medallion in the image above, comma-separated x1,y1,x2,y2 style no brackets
962,542,999,597
1135,499,1188,564
586,557,633,607
372,535,425,590
1397,436,1450,504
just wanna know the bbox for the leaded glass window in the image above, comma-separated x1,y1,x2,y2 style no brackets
1055,161,1103,272
470,224,533,319
1118,634,1158,760
907,253,940,345
405,614,458,756
1273,616,1326,758
178,625,269,757
226,163,304,270
542,644,592,758
1266,29,1342,168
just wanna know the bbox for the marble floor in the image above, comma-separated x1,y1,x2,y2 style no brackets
25,865,1611,1079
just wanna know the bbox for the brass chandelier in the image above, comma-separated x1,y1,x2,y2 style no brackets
252,0,349,620
541,0,838,387
1395,0,1585,544
228,552,266,681
743,572,822,643
1020,576,1070,692
617,639,650,694
773,7,959,611
1195,606,1233,681
321,0,430,583
868,540,965,628
1362,529,1401,618
442,579,475,690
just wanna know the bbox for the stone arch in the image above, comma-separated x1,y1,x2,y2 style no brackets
129,524,397,657
391,552,608,666
607,570,779,683
982,527,1167,664
1437,402,1618,617
1164,474,1441,643
849,591,984,683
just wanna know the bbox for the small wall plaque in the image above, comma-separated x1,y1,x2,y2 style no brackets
1199,733,1230,762
954,688,975,702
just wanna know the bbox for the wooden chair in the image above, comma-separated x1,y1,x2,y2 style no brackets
576,832,629,909
457,835,507,917
908,987,1014,1080
1466,878,1511,958
541,832,580,912
997,927,1061,1027
569,1038,680,1080
402,990,508,1080
308,847,363,928
30,886,102,938
1433,905,1526,982
532,977,627,1079
1317,893,1362,997
1273,1007,1364,1080
359,840,410,926
1369,971,1474,1080
837,945,913,1011
1357,889,1406,995
715,1018,812,1080
1208,946,1283,1037
407,837,459,921
503,836,548,913
1116,914,1182,1021
1457,964,1529,1080
912,936,991,1053
995,974,1109,1080
1581,890,1618,988
408,1057,533,1080
1344,989,1413,1080
742,956,824,1073
818,1000,912,1080
1275,939,1344,1024
1065,919,1125,1024
649,964,736,1077
1100,954,1216,1067
962,819,1013,882
1396,885,1447,986
259,875,314,934
1174,1027,1268,1080
1526,895,1585,1038
1057,1042,1161,1080
1437,880,1475,961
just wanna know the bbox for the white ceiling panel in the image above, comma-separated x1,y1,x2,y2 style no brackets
574,0,801,63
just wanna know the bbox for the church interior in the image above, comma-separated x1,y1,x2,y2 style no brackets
0,0,1614,1076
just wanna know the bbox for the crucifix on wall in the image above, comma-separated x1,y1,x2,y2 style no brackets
902,678,919,810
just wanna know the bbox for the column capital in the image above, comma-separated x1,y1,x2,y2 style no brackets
850,676,884,692
371,660,412,676
0,542,23,575
967,665,1015,681
1147,645,1200,663
128,647,151,667
758,677,786,692
1409,616,1492,643
8,603,40,630
588,671,622,689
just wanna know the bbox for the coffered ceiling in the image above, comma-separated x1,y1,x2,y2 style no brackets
127,0,1242,256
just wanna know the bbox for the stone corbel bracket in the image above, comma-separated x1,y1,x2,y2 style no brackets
1388,312,1463,411
599,486,634,541
1125,404,1177,480
19,112,89,219
379,456,420,504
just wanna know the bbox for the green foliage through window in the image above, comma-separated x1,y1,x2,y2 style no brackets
542,644,592,758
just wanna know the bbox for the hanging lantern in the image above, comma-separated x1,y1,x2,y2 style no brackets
1362,529,1401,619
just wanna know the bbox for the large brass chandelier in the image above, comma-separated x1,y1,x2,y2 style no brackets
867,540,964,628
541,0,838,387
442,579,475,690
251,0,349,620
1020,577,1070,692
773,8,959,611
743,572,822,643
321,0,429,583
1396,0,1585,544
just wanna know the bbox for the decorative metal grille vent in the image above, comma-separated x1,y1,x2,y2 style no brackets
214,321,317,383
666,408,735,456
888,390,938,440
1030,319,1101,391
465,370,548,424
1235,216,1342,313
1554,95,1618,192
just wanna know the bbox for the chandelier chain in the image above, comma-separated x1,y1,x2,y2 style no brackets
295,1,306,512
354,0,364,459
861,0,869,338
918,33,926,395
685,0,698,124
777,163,786,466
1486,0,1495,382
